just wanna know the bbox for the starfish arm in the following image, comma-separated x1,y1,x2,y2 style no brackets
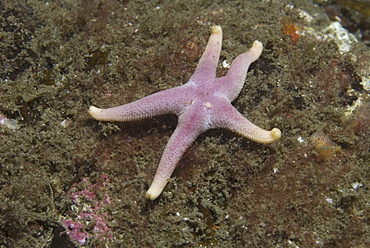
188,26,222,83
88,87,187,122
146,111,206,200
213,102,281,144
217,40,263,101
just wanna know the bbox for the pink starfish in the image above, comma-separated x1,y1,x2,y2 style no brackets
89,26,281,200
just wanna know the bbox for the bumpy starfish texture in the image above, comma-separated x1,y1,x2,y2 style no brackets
89,26,281,200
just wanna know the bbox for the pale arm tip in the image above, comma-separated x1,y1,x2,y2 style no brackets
252,40,263,50
249,40,263,61
211,25,222,34
145,187,161,200
270,128,282,143
88,106,102,119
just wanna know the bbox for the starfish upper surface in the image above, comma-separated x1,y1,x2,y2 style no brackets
89,26,281,200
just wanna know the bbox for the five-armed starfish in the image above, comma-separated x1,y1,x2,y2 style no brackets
89,26,281,200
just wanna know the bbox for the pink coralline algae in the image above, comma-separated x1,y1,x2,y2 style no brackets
61,175,112,245
61,220,89,245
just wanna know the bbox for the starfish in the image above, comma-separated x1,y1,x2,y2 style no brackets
89,26,281,200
